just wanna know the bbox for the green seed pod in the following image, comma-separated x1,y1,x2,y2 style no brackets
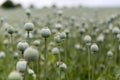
14,52,19,59
0,17,4,23
7,25,15,34
33,40,40,47
49,41,55,47
59,32,66,40
57,62,67,70
24,46,39,62
25,9,31,16
16,59,27,73
40,27,51,38
112,27,120,35
96,34,104,43
3,39,9,46
78,28,85,34
64,29,70,34
107,51,113,57
84,35,92,43
74,44,81,50
51,47,60,55
55,23,63,31
24,22,34,31
0,51,5,58
51,29,58,34
54,34,62,43
90,43,99,52
28,68,34,75
8,71,23,80
57,10,63,16
17,41,29,52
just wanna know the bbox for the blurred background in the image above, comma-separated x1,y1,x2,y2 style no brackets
0,0,120,9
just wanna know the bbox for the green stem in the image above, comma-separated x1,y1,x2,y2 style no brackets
58,44,61,80
92,53,95,80
44,38,47,80
10,34,13,51
64,39,67,63
65,71,68,80
59,68,61,80
21,50,24,58
113,35,117,65
87,46,91,80
27,15,31,21
36,59,40,80
27,31,29,39
65,34,69,62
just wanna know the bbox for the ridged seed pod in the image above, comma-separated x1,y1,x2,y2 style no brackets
90,43,99,52
16,59,27,73
24,22,34,31
17,41,29,52
8,71,23,80
51,47,60,55
40,27,51,38
24,46,39,62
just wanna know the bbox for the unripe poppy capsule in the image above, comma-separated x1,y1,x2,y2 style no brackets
8,71,22,80
40,27,51,38
90,43,99,52
24,22,34,31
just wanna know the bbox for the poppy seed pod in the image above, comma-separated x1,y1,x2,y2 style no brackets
59,63,67,69
3,39,9,46
117,34,120,41
57,10,63,16
28,68,34,75
107,51,113,57
40,27,51,38
14,52,19,59
84,35,92,43
24,46,39,62
55,23,63,31
71,16,76,22
0,17,4,23
54,34,62,43
75,44,81,50
60,48,64,53
49,42,55,47
96,34,104,43
17,41,29,52
64,29,70,35
33,40,40,47
0,51,5,58
8,71,23,80
7,25,15,35
103,29,109,35
78,28,85,34
112,27,120,35
51,47,60,55
51,29,58,34
57,62,67,70
24,22,34,31
90,43,99,52
25,9,31,16
60,32,66,40
4,32,9,38
16,59,27,73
